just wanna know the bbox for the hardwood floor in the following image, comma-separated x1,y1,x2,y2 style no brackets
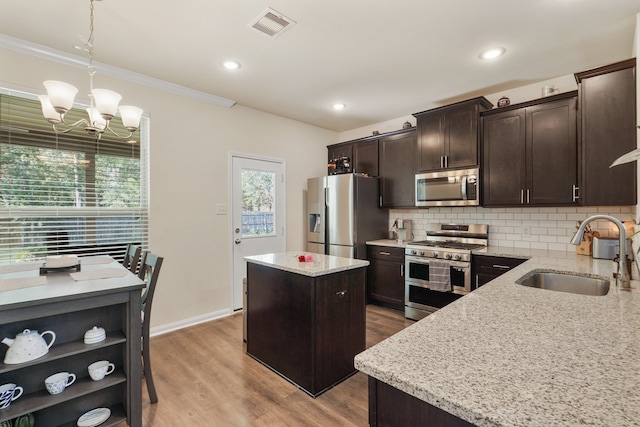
139,305,413,426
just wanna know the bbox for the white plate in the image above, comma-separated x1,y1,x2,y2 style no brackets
77,407,111,427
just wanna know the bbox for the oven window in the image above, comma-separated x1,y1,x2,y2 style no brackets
408,262,429,280
408,285,463,309
409,262,467,288
450,267,466,287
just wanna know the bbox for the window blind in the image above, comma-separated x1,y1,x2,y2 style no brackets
0,89,150,264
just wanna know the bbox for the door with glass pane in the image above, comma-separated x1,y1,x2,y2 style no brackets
231,155,285,311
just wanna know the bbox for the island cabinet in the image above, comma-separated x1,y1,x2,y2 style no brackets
575,58,637,206
413,97,492,172
481,91,578,207
245,253,367,397
368,378,473,427
379,129,417,208
366,245,404,311
472,254,526,287
0,279,143,426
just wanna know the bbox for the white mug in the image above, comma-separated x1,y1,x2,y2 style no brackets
45,372,76,395
0,383,23,409
88,360,115,381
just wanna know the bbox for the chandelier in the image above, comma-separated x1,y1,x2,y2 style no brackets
38,0,142,140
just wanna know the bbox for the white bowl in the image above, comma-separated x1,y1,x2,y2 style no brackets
83,326,106,344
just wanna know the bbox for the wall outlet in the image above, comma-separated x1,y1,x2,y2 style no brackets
216,203,227,215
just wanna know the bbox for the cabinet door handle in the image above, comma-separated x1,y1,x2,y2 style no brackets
444,155,448,168
379,196,383,207
520,189,524,204
400,264,404,277
492,264,511,270
526,189,530,204
572,185,579,202
440,156,444,169
475,274,479,288
379,251,391,256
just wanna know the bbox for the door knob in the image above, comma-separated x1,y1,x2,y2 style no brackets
235,239,241,244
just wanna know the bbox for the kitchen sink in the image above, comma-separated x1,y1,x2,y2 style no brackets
516,270,610,296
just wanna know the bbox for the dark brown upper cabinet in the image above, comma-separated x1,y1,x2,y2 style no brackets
327,138,379,177
481,92,578,207
413,97,493,172
353,139,379,176
575,58,637,206
378,129,417,208
327,128,415,207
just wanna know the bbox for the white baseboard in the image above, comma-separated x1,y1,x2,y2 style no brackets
149,308,236,337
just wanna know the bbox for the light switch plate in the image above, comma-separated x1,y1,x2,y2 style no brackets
216,203,227,215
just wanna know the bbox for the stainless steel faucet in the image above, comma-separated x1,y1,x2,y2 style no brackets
570,215,631,289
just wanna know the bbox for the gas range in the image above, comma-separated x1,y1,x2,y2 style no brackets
404,223,489,320
405,223,488,262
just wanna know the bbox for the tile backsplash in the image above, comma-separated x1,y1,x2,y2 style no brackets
389,206,636,252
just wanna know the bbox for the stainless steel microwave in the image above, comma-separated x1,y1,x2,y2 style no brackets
415,168,479,207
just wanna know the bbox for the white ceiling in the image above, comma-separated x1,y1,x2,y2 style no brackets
0,0,638,132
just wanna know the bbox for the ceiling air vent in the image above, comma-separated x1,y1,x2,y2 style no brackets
249,8,296,38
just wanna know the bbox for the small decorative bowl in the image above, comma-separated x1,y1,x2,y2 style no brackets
84,326,106,344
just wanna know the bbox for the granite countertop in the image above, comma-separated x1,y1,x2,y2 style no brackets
354,249,640,426
244,251,369,277
366,239,408,248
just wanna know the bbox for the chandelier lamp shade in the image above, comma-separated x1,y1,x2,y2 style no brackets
38,0,143,139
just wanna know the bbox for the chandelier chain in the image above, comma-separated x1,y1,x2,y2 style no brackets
87,0,96,90
39,0,143,141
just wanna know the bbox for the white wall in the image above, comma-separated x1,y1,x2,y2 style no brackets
0,47,335,331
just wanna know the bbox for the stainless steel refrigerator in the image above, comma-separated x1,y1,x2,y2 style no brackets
306,174,388,259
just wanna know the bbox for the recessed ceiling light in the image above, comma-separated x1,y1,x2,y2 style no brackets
479,47,506,60
332,103,346,111
222,60,241,70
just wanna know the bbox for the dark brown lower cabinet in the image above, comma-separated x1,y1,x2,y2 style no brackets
368,377,475,427
472,255,526,287
246,262,366,397
367,245,405,311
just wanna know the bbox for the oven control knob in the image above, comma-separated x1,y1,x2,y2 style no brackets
410,250,417,255
453,254,462,261
431,251,438,258
445,253,452,260
417,250,424,256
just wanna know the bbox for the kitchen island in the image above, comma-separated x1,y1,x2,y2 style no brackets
355,248,640,426
245,252,368,397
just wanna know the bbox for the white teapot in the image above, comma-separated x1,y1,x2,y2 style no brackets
2,329,56,364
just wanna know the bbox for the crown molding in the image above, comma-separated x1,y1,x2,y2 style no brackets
0,33,236,108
